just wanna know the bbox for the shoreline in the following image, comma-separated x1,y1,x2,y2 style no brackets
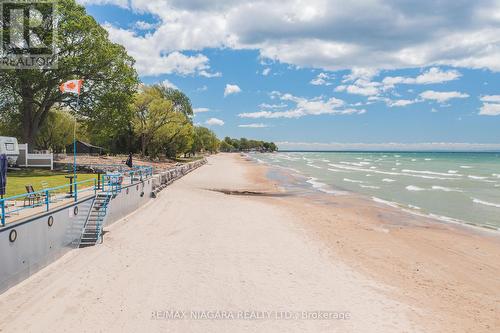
242,154,500,332
250,153,500,233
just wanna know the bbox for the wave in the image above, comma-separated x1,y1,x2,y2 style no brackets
327,168,343,172
306,177,343,195
372,197,400,208
406,185,425,191
344,178,364,183
403,169,462,177
472,198,500,208
460,165,472,169
448,170,459,174
431,186,462,192
307,164,322,169
328,163,457,180
408,204,421,210
382,178,396,182
360,185,380,189
468,175,487,180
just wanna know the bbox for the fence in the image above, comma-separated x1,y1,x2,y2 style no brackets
0,179,97,226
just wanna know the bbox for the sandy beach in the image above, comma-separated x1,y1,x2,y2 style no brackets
0,153,499,332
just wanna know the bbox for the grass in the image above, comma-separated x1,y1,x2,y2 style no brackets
3,169,98,198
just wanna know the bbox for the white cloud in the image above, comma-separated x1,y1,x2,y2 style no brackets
310,72,332,86
479,103,500,116
480,95,500,103
83,0,500,75
159,79,178,90
479,95,500,116
276,142,500,152
387,99,419,107
420,90,469,103
259,103,288,109
262,68,271,76
238,123,269,128
205,118,225,126
382,67,461,89
134,20,157,30
101,24,220,77
193,107,210,113
224,84,242,97
239,92,365,119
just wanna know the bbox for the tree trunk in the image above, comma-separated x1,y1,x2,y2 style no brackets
21,97,38,152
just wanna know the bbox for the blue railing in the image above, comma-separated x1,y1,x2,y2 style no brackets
0,165,154,227
0,179,97,226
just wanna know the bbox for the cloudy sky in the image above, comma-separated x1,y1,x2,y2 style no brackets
80,0,500,150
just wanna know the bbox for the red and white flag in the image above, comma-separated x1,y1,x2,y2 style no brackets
59,79,83,95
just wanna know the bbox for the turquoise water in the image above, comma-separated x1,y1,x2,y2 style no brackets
254,152,500,230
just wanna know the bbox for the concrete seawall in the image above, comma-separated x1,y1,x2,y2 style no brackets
0,158,207,294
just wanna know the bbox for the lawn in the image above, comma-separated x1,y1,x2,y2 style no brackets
3,169,98,198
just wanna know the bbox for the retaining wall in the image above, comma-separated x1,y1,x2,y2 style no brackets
0,158,207,294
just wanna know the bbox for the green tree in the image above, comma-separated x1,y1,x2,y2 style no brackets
36,108,76,153
131,86,174,156
157,85,194,119
0,0,138,149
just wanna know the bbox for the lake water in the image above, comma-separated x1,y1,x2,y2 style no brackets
254,152,500,230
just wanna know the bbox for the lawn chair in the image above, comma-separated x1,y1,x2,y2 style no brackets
24,185,43,207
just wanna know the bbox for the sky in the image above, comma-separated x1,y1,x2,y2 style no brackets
79,0,500,151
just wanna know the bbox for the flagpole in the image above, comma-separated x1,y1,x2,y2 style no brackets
73,93,79,187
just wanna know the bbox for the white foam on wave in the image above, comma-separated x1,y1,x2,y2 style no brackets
327,168,343,172
468,175,487,180
425,158,432,161
492,173,500,178
327,163,456,180
472,198,500,208
382,178,396,182
307,164,322,169
411,159,417,162
460,165,472,169
306,177,340,195
360,185,380,189
448,170,459,174
431,186,462,192
343,178,364,184
406,185,425,191
372,197,400,208
403,169,462,177
408,204,421,210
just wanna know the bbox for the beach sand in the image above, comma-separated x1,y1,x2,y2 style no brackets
0,153,498,332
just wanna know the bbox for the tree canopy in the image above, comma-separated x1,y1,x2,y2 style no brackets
0,0,138,148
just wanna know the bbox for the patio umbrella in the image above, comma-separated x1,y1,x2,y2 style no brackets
0,154,7,199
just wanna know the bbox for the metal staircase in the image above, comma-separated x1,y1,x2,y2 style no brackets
79,193,112,248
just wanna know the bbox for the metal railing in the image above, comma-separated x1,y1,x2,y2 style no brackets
0,166,155,226
0,179,97,226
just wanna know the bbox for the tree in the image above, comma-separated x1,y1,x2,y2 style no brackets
157,85,194,119
0,0,138,149
154,114,194,158
191,127,219,154
36,108,76,153
131,86,174,156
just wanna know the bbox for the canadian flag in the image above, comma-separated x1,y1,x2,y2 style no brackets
59,79,83,95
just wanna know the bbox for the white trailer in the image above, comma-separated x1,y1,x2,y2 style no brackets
0,136,19,165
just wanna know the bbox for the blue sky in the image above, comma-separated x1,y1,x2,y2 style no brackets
81,0,500,150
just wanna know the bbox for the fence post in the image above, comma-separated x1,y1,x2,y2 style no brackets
45,190,50,212
74,182,78,202
94,179,97,195
1,200,5,226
